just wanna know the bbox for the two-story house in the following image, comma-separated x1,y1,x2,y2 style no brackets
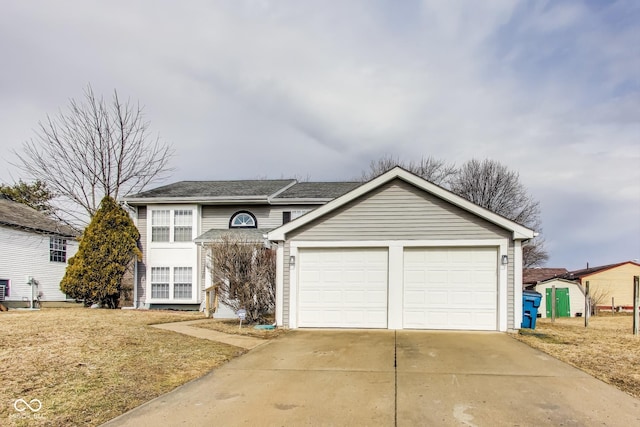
122,179,359,316
125,167,536,332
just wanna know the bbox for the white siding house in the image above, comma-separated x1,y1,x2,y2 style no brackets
0,196,78,307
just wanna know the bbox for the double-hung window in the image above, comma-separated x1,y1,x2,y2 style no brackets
173,267,192,299
151,210,170,242
50,237,67,263
151,267,170,299
173,210,193,242
151,209,194,242
150,267,192,300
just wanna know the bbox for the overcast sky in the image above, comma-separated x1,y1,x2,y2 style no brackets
1,1,638,270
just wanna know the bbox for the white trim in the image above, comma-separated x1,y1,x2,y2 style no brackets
275,244,284,326
288,239,510,332
268,167,535,241
290,239,506,249
498,244,508,332
289,245,299,329
513,241,523,331
387,244,404,329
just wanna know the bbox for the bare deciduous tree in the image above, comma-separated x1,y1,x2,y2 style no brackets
14,85,173,223
360,154,456,185
523,237,549,268
587,286,610,316
361,156,549,267
208,235,276,323
449,158,548,267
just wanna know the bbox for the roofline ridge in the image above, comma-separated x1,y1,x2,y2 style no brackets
268,180,298,202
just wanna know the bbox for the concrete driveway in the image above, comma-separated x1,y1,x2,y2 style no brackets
104,330,640,426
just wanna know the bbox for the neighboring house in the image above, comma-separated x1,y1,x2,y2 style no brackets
267,167,535,331
532,278,585,318
122,179,360,314
0,195,79,307
561,262,640,310
523,268,568,288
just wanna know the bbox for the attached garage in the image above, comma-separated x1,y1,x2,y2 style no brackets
297,248,388,328
269,167,535,332
403,247,497,330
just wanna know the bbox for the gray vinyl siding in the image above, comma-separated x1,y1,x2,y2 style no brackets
199,246,206,302
136,207,147,306
281,179,519,330
288,179,511,241
201,205,318,232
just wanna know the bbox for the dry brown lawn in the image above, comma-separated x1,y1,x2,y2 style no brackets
191,318,288,339
514,314,640,399
0,308,243,427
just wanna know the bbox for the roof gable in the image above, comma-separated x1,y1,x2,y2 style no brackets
268,167,536,241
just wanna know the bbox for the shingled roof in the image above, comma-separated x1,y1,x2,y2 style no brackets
123,179,359,204
273,182,360,200
523,268,569,285
127,180,296,200
0,196,78,237
561,261,640,279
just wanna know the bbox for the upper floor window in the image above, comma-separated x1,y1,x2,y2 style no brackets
282,209,309,224
151,208,194,242
50,237,67,263
230,211,257,228
151,210,170,242
174,210,193,242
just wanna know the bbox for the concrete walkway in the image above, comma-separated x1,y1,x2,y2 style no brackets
104,330,640,426
151,320,266,349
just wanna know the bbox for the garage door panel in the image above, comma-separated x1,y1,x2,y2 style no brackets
403,247,498,330
298,248,388,328
473,291,496,307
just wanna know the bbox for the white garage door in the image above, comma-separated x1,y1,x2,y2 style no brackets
297,248,388,328
403,247,497,330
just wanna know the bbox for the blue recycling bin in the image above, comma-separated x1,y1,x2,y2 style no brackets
522,290,542,329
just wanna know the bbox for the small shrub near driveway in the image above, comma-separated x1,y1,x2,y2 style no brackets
514,315,640,399
0,309,242,427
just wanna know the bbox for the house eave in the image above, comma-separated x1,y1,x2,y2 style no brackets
269,198,334,205
0,221,79,238
122,196,271,205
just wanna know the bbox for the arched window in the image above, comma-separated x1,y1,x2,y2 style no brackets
229,211,257,228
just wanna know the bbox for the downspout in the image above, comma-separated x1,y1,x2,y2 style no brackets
122,202,138,309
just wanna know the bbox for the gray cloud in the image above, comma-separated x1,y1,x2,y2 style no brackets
1,0,638,268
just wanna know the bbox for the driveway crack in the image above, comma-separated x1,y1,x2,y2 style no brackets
394,330,398,427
